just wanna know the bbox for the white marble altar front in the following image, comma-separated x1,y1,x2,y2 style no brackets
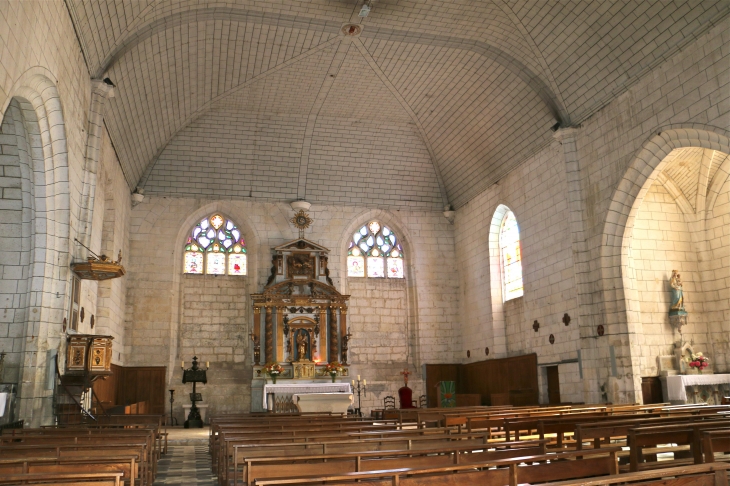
182,403,209,424
294,393,353,413
262,382,352,409
663,373,730,404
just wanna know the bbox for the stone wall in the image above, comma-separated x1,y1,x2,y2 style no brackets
125,199,458,415
628,182,706,376
701,176,730,372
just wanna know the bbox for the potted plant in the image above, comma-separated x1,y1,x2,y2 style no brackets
324,361,343,383
264,362,284,383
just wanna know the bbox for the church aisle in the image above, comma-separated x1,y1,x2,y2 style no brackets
154,446,216,485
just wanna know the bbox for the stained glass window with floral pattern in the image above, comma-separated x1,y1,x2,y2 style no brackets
347,222,404,278
184,214,246,275
499,210,523,300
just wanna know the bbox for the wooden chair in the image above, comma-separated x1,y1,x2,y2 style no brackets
383,396,395,410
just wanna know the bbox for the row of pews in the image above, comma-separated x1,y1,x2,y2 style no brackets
210,401,730,486
0,414,166,485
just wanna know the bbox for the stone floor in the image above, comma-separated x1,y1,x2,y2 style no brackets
155,427,215,485
154,445,217,485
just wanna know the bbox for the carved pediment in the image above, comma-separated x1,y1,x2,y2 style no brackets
274,238,330,253
260,279,345,299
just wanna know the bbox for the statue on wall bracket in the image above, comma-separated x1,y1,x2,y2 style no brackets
669,270,688,333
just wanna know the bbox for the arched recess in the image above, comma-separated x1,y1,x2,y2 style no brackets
0,71,71,426
338,209,425,411
600,125,730,401
167,202,261,384
338,210,419,362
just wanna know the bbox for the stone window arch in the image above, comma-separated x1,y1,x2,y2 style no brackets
183,213,247,275
498,208,523,301
346,221,404,278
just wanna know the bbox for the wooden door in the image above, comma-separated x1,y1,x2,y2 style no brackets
546,366,560,404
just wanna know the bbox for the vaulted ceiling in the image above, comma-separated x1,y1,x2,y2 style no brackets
67,0,729,208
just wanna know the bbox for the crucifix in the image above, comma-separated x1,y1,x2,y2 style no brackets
562,313,571,326
400,368,411,386
533,320,540,332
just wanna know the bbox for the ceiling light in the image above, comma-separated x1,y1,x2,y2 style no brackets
359,3,371,17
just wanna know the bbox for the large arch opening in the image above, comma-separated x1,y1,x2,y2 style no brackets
600,127,730,403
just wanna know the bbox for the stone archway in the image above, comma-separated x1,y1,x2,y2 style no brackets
0,73,71,425
600,126,730,402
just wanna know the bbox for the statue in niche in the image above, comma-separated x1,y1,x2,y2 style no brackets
670,270,684,311
296,331,310,361
669,270,688,332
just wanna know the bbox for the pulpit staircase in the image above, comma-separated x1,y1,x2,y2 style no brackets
52,354,109,425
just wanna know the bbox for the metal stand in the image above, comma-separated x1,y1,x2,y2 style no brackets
182,356,207,429
353,378,367,417
168,389,178,426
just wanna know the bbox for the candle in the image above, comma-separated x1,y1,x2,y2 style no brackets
351,380,355,387
357,375,361,381
181,361,184,369
363,379,367,386
206,361,210,368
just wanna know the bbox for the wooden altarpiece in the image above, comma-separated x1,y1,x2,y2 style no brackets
251,238,351,379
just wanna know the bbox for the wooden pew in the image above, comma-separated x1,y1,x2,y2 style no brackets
0,429,156,469
241,440,547,486
532,463,730,486
225,431,492,485
628,419,730,471
251,448,621,486
702,429,730,463
0,443,150,485
575,413,730,451
0,471,124,485
0,458,135,486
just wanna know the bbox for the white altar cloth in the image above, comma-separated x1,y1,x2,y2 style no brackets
262,382,351,408
665,373,730,401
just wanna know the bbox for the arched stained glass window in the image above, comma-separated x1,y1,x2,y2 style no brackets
499,210,523,300
184,214,246,275
347,221,404,278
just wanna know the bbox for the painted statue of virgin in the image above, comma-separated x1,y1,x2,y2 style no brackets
669,270,685,312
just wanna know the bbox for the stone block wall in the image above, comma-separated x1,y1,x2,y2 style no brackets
455,141,582,401
0,101,28,384
125,199,458,416
628,182,707,376
701,176,730,372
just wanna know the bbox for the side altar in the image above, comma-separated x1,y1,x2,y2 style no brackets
250,207,353,412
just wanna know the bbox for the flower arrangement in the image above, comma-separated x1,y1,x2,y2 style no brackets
264,362,284,383
687,352,710,373
324,361,343,382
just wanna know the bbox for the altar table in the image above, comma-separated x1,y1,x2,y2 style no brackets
293,393,353,413
664,373,730,403
262,382,351,409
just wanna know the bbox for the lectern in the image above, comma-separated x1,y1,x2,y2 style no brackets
436,381,456,408
182,356,207,428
